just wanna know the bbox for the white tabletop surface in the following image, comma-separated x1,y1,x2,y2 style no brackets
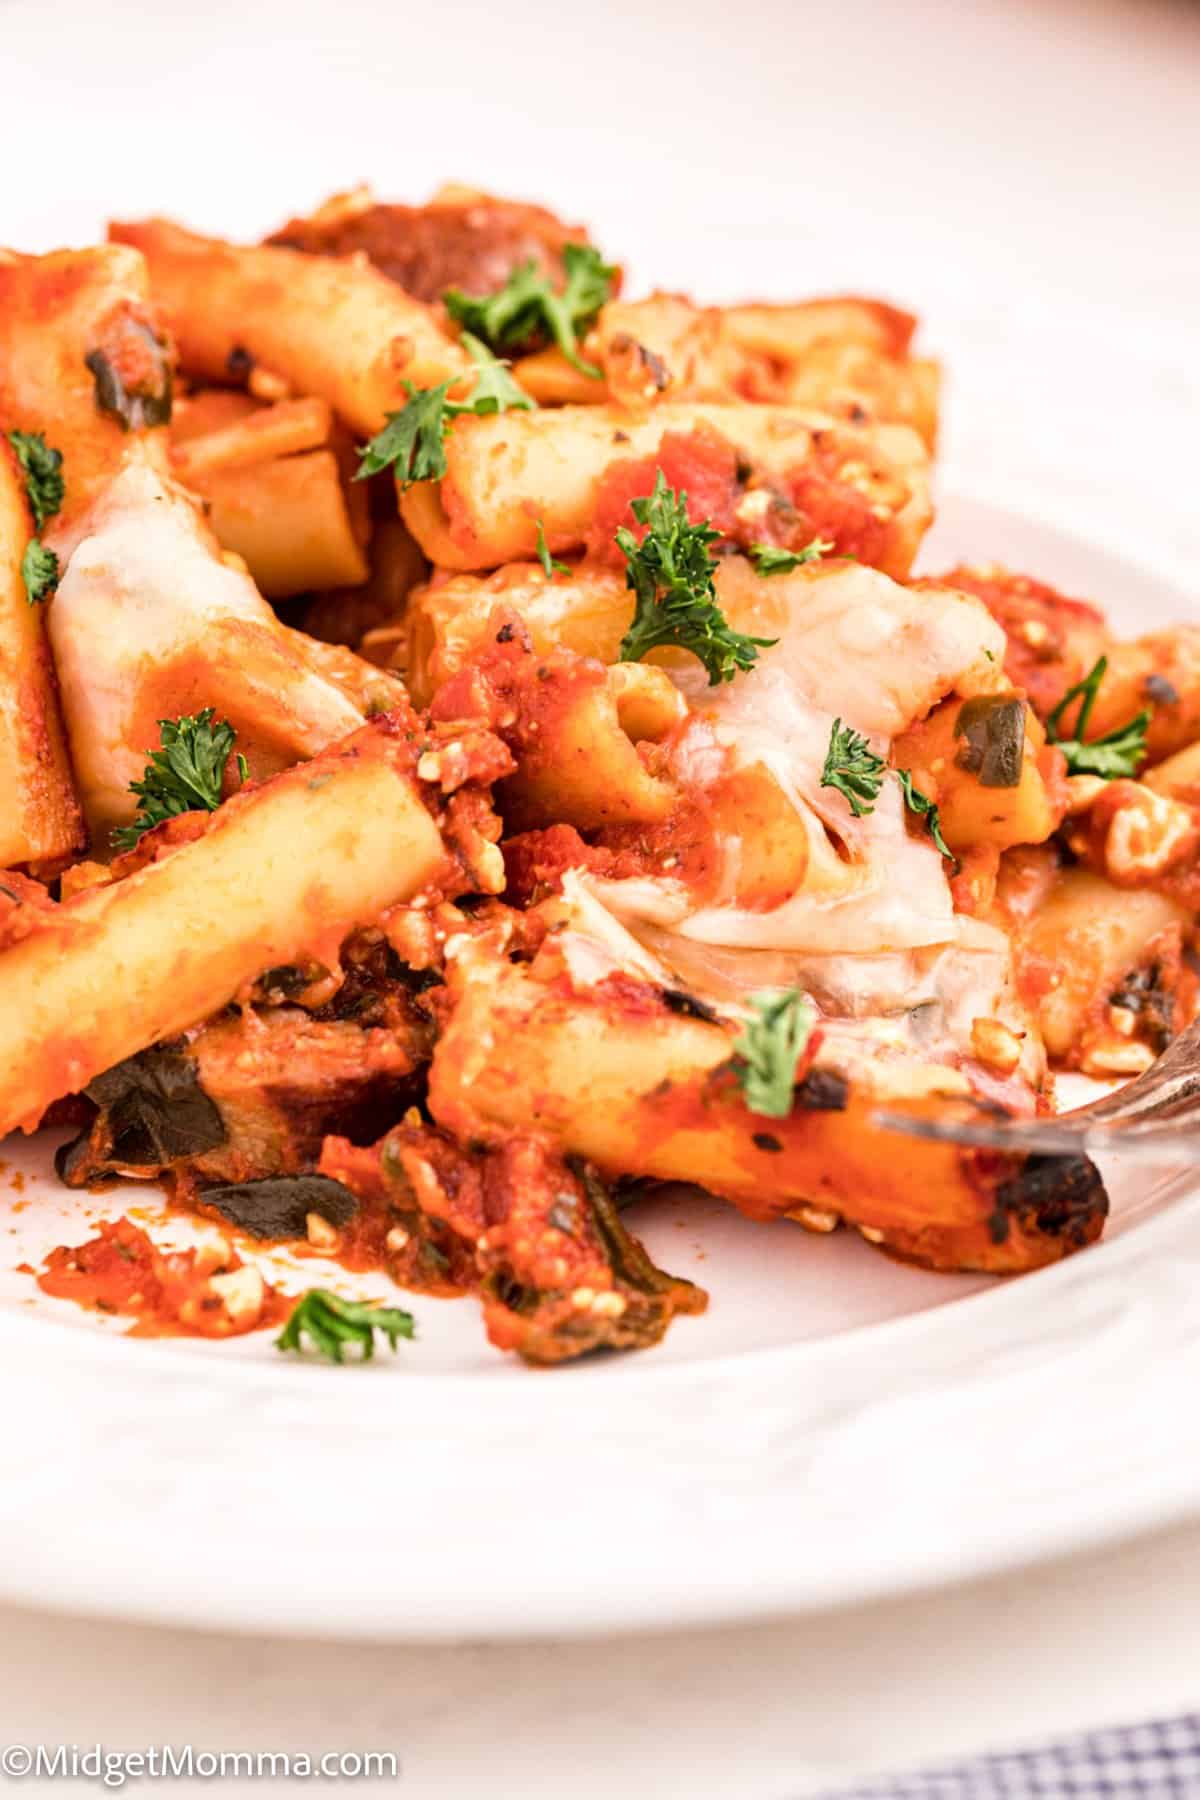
3,0,1200,1791
5,1520,1200,1795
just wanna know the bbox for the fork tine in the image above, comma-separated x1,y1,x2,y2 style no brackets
1077,1016,1200,1124
873,1112,1200,1162
874,1015,1200,1161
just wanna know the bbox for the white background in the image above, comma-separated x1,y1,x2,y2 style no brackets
3,0,1200,1791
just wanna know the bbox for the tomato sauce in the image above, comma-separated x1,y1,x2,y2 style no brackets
780,457,893,565
933,566,1108,720
37,1216,292,1339
317,1133,477,1296
503,824,614,904
586,427,743,560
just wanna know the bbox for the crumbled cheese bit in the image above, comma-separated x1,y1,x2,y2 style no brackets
734,487,773,525
970,1016,1024,1074
590,1290,628,1318
1105,789,1196,881
1063,773,1107,816
1080,1038,1157,1078
1106,1003,1137,1038
208,1263,265,1327
305,1211,340,1250
792,1204,840,1234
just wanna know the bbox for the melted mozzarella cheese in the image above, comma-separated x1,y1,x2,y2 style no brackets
49,462,366,836
670,664,954,952
598,562,1003,958
710,557,1005,739
568,882,1044,1090
563,560,1039,1077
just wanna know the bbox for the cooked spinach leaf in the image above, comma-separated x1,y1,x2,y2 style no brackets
199,1174,359,1240
57,1048,226,1184
953,696,1026,789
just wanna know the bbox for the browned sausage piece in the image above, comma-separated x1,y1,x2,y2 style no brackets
266,192,593,306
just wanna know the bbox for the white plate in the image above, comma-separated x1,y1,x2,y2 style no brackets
2,497,1199,1640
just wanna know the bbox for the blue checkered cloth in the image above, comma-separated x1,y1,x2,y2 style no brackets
817,1715,1200,1798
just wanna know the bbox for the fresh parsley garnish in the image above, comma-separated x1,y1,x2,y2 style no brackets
7,431,65,606
1045,654,1149,779
456,332,532,414
749,538,834,576
617,471,774,685
895,769,954,860
7,429,65,532
443,242,617,378
112,708,246,850
276,1288,416,1363
820,718,886,816
731,989,816,1119
535,520,569,578
356,335,533,488
357,378,456,486
20,539,59,606
820,719,954,859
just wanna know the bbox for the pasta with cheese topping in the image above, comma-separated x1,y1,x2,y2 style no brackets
0,182,1189,1360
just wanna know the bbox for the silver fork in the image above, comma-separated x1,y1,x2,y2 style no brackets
874,1016,1200,1162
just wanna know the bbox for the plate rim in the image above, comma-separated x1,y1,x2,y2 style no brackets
4,492,1199,1642
5,1163,1200,1642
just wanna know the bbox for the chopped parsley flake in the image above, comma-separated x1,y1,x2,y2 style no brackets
732,990,816,1118
276,1288,416,1363
112,709,246,850
1045,654,1149,779
617,471,774,684
356,337,533,488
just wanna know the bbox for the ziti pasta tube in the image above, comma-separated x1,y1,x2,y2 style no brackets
0,245,172,543
576,294,938,444
0,714,444,1137
402,547,977,708
719,295,917,360
429,939,1106,1277
0,244,379,838
402,561,630,704
0,436,84,869
187,449,370,599
109,216,469,438
1006,865,1192,1070
169,396,333,480
399,402,931,575
47,462,394,839
170,394,372,598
